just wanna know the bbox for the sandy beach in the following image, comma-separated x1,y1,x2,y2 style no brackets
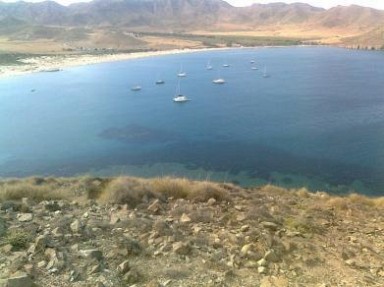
0,48,221,79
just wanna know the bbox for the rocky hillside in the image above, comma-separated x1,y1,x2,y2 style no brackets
0,0,383,49
1,176,384,286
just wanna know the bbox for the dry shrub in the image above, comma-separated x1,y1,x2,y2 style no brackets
373,197,384,208
347,193,375,208
2,229,31,251
259,184,287,196
150,177,190,199
296,187,311,198
188,181,230,202
326,197,349,211
0,181,67,202
71,176,110,199
284,216,324,234
101,177,157,207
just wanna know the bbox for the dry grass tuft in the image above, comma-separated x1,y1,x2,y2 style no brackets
347,193,375,208
259,184,287,195
296,187,311,198
188,181,230,202
101,177,158,207
0,180,68,202
372,197,384,208
150,177,190,199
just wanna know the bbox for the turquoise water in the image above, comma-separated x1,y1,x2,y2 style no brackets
1,47,384,194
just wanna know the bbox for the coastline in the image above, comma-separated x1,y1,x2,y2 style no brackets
0,48,226,79
0,45,316,79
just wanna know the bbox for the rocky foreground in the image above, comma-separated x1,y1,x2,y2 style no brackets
0,176,384,287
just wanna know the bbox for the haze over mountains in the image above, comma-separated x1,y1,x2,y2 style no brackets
0,0,383,52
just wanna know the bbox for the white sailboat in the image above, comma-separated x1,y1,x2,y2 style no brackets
206,60,213,70
131,85,142,91
173,81,189,102
262,66,270,78
212,69,225,84
222,58,230,68
155,74,165,84
177,64,187,77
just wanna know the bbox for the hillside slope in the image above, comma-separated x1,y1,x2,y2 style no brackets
0,176,384,286
0,0,383,52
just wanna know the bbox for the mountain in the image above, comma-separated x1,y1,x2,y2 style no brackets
66,0,232,30
0,0,383,51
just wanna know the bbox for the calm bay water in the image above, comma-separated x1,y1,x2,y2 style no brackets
1,47,384,194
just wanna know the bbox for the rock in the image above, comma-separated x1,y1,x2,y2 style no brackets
110,213,121,225
260,276,289,287
261,221,279,231
69,270,80,282
23,264,34,276
79,249,103,261
89,264,102,274
244,260,258,268
35,234,50,252
257,258,267,267
118,260,130,274
264,249,280,263
180,213,191,223
172,242,191,256
37,261,47,268
70,219,82,233
16,213,33,222
234,205,243,211
285,231,303,238
345,259,356,267
236,213,247,222
258,266,267,274
147,199,162,214
207,198,216,206
6,272,33,287
240,244,253,256
122,268,142,284
52,227,64,238
240,225,250,232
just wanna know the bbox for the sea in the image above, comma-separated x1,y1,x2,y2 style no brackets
1,46,384,195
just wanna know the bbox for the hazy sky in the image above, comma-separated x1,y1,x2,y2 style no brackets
1,0,384,10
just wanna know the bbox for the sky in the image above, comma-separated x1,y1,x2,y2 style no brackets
1,0,384,10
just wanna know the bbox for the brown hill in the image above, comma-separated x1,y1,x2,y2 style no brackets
0,0,383,51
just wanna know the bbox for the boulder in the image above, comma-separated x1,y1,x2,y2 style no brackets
172,242,191,256
6,273,32,287
16,213,33,222
70,219,83,233
180,213,192,223
79,249,103,261
118,260,130,274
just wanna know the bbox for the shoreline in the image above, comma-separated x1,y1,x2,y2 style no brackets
0,45,318,79
0,47,227,79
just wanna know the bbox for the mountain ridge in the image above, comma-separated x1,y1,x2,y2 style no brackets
0,0,383,52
